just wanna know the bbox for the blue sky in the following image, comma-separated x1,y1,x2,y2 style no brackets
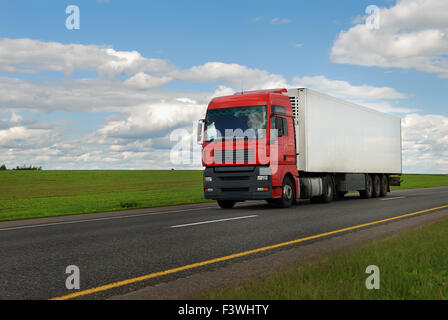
0,0,447,172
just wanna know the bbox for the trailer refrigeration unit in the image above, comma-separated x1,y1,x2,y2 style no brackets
198,88,402,209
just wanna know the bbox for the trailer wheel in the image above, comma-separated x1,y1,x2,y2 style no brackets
217,200,235,209
277,176,295,208
380,175,388,197
360,175,373,199
316,176,334,203
372,175,381,198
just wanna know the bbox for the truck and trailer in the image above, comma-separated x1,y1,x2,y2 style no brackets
198,88,402,209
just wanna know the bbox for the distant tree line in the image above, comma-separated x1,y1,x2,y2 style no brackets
0,164,42,170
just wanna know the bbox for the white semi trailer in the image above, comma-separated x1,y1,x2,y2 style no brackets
287,88,402,202
201,88,402,208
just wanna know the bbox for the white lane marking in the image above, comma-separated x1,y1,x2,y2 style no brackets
0,206,216,232
170,215,258,228
380,196,406,201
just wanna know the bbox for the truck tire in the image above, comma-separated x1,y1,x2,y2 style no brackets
317,175,334,203
380,175,388,197
372,175,381,198
277,176,295,208
360,175,373,199
217,200,235,209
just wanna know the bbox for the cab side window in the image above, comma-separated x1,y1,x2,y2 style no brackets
282,118,288,136
271,116,288,137
272,105,286,114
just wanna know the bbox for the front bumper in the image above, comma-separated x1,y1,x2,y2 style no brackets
203,166,272,200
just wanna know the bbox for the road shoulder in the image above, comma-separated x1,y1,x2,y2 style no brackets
0,202,216,229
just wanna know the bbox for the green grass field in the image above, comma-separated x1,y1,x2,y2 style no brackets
201,217,448,300
0,170,211,221
391,174,448,190
0,171,446,222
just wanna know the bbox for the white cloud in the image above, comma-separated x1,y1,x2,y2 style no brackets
95,99,204,141
0,38,174,76
331,0,448,77
124,72,172,89
291,75,419,114
402,113,448,173
0,126,60,149
10,112,22,123
291,75,408,100
0,76,213,113
175,62,287,90
211,85,235,98
270,18,292,25
0,37,445,172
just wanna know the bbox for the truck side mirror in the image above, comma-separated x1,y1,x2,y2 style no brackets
197,119,205,144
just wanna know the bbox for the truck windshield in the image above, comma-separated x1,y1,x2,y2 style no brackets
204,106,267,142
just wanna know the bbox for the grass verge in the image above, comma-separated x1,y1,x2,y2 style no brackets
391,174,448,190
0,172,446,221
0,170,212,221
200,217,448,300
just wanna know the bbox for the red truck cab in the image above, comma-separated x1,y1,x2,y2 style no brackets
201,89,298,208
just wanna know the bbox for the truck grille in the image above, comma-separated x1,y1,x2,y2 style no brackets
213,149,255,164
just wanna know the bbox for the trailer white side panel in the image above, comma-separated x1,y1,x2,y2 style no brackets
287,88,402,174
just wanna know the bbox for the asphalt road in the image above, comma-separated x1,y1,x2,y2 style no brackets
0,187,447,300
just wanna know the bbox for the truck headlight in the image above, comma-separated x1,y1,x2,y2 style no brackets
205,177,213,182
257,175,268,181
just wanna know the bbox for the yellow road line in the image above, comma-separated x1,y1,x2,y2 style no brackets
50,204,448,300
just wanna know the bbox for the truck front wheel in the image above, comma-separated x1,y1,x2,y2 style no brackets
217,200,236,209
277,176,295,208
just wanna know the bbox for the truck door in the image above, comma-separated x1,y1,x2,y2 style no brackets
271,115,295,165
